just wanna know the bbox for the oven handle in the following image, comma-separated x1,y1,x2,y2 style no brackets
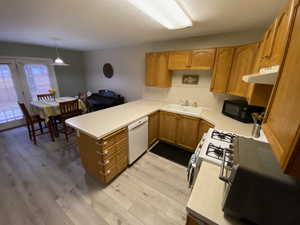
219,149,230,183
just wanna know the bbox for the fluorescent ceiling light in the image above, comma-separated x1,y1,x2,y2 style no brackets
127,0,192,30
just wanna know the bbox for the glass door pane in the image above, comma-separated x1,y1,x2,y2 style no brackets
0,64,23,125
23,64,53,100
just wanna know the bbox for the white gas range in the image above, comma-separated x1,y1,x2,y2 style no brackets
187,128,237,188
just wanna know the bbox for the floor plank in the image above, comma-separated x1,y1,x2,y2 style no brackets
0,127,190,225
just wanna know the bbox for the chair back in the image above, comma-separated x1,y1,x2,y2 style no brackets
59,99,81,118
37,93,55,101
18,102,32,124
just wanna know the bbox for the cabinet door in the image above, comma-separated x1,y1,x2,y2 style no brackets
198,120,214,142
159,111,178,144
263,2,300,178
145,53,157,86
227,43,258,97
148,111,159,147
210,47,235,93
262,0,296,67
156,52,172,88
168,50,191,70
176,115,200,151
190,49,216,70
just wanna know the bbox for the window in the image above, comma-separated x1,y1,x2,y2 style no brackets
0,64,23,123
24,64,52,100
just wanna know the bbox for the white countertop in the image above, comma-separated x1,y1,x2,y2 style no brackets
66,99,254,139
186,161,243,225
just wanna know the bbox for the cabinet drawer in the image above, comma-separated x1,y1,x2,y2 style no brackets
97,153,116,171
96,144,116,161
98,165,119,183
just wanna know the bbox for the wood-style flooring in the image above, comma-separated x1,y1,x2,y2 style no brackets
0,127,190,225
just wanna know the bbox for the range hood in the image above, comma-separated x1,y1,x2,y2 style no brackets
242,65,280,85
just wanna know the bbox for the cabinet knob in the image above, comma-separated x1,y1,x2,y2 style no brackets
98,160,110,166
96,141,108,146
96,150,108,155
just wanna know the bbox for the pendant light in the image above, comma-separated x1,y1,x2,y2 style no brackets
51,38,69,66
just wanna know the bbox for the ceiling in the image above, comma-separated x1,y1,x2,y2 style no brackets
0,0,286,51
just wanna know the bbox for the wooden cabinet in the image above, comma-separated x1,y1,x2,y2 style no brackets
210,47,235,93
145,52,171,88
227,43,258,97
159,111,178,144
168,50,191,70
159,111,213,151
168,49,216,70
148,111,159,147
77,128,128,183
261,0,296,67
198,120,215,142
263,0,300,179
176,115,200,151
186,213,208,225
190,49,216,70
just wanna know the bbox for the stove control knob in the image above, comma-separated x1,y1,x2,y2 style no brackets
229,144,234,149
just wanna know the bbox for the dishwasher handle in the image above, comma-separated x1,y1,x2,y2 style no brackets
128,117,148,131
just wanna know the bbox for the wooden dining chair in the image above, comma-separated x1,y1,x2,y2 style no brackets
56,99,82,142
18,102,55,144
37,93,55,101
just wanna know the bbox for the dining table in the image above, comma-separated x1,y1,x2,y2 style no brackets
30,97,86,138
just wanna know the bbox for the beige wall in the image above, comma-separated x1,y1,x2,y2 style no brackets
84,29,265,110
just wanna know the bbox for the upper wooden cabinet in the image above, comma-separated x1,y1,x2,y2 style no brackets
210,47,235,93
168,50,191,70
145,52,171,88
263,0,300,179
190,49,216,70
168,49,216,70
148,111,159,147
261,0,296,67
227,43,258,97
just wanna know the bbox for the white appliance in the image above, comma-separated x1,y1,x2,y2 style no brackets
128,117,149,164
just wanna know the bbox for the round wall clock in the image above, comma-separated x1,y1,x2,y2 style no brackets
103,63,114,78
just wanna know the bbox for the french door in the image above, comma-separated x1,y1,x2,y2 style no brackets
0,57,58,131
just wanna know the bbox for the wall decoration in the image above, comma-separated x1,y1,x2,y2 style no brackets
182,74,199,85
103,63,114,78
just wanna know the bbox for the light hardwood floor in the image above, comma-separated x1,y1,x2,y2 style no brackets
0,127,190,225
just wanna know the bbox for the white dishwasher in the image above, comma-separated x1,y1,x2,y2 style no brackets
128,117,148,164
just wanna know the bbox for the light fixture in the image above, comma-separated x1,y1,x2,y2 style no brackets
50,38,69,66
127,0,192,30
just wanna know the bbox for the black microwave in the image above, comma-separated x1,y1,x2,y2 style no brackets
222,100,264,123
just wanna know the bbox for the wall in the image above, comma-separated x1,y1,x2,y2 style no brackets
84,29,265,110
0,41,86,96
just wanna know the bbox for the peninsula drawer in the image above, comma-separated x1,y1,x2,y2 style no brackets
97,165,118,183
97,128,128,149
95,144,116,161
97,153,116,171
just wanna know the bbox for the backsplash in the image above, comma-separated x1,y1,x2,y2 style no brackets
143,70,236,111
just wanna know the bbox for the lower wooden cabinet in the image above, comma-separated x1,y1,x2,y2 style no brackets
177,115,200,151
77,128,128,183
186,213,208,225
159,111,214,151
198,120,215,141
148,111,159,147
159,111,178,144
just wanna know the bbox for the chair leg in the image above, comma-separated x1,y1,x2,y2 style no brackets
39,121,43,134
63,122,69,143
48,120,55,142
27,124,32,140
31,124,37,145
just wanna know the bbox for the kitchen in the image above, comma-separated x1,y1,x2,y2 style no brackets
0,0,300,224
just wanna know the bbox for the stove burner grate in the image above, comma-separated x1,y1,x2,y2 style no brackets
211,130,236,143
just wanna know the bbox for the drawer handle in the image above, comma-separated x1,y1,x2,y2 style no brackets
96,150,108,155
98,160,110,166
99,169,111,175
96,141,108,146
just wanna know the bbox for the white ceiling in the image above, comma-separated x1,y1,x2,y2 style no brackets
0,0,286,51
